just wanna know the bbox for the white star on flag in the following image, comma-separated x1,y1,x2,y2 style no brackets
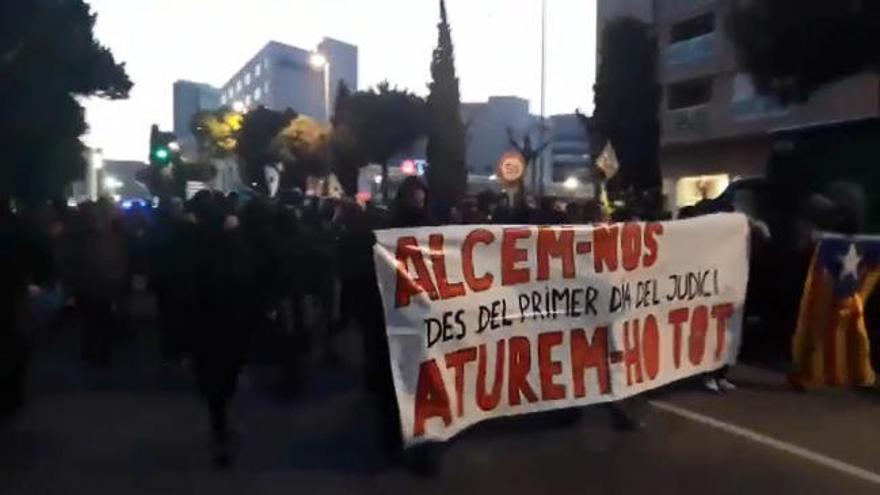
839,244,861,280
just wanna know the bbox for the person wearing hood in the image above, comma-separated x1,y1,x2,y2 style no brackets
0,199,28,418
187,191,257,468
364,177,438,475
391,176,434,228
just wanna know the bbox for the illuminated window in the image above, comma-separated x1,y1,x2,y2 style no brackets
255,87,262,100
255,64,262,77
236,80,242,91
264,81,270,94
245,95,252,106
220,94,227,105
245,72,251,85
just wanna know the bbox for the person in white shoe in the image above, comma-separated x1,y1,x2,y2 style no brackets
703,367,736,393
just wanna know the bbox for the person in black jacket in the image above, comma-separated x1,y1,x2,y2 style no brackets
0,199,27,418
391,176,434,228
364,177,438,475
150,198,198,365
187,191,258,468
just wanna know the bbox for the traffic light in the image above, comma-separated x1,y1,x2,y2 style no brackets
149,124,178,167
152,146,170,165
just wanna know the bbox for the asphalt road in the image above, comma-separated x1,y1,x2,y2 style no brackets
2,296,879,494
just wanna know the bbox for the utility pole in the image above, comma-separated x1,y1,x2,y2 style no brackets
538,0,548,197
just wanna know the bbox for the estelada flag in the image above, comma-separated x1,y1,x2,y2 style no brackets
791,235,880,388
595,141,619,180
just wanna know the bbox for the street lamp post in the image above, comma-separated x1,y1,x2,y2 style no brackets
88,148,104,201
310,53,331,122
538,0,548,198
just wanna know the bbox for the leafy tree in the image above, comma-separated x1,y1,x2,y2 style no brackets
275,114,332,189
592,17,661,198
330,81,360,194
236,106,297,193
0,0,132,203
728,0,879,104
426,0,467,215
191,107,245,159
331,80,352,128
331,83,429,196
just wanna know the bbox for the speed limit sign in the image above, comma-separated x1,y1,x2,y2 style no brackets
496,150,526,185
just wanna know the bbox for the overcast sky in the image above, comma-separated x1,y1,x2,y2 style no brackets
82,0,597,161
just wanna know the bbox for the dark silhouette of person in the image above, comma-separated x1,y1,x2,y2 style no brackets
492,194,513,224
187,191,257,468
300,198,341,362
0,198,28,418
68,199,128,366
361,176,440,475
149,198,197,364
274,200,308,398
535,197,566,225
391,176,434,228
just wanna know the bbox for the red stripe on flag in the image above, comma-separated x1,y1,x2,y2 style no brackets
823,304,840,387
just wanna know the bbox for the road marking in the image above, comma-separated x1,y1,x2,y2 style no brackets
650,400,880,486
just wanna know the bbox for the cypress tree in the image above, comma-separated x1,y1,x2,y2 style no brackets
426,0,467,217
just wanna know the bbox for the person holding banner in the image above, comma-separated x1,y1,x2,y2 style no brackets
391,177,435,229
791,235,879,389
0,200,28,418
362,176,439,474
372,211,750,447
790,183,878,389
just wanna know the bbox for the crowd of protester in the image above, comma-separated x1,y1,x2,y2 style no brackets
0,176,874,471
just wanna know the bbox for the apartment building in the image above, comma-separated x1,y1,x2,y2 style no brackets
598,0,880,207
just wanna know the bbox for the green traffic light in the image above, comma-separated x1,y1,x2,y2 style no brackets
153,147,170,164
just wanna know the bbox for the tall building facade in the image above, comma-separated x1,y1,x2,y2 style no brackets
346,99,593,199
458,99,591,196
547,114,591,184
218,38,358,122
597,0,654,27
597,0,880,208
172,80,221,155
461,96,536,176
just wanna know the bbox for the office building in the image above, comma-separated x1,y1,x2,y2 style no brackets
547,114,591,184
455,100,591,196
172,81,221,158
360,99,593,198
219,38,358,122
597,0,880,208
397,96,536,177
173,81,221,138
597,0,654,26
461,96,536,176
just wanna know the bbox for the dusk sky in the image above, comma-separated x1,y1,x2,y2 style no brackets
82,0,597,161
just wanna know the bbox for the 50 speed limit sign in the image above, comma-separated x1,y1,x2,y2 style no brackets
496,150,526,185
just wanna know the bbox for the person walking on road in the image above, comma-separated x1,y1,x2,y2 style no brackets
0,199,28,418
187,191,257,468
68,199,129,366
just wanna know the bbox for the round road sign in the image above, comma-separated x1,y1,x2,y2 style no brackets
497,150,526,184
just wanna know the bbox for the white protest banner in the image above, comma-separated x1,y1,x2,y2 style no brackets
373,214,750,446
